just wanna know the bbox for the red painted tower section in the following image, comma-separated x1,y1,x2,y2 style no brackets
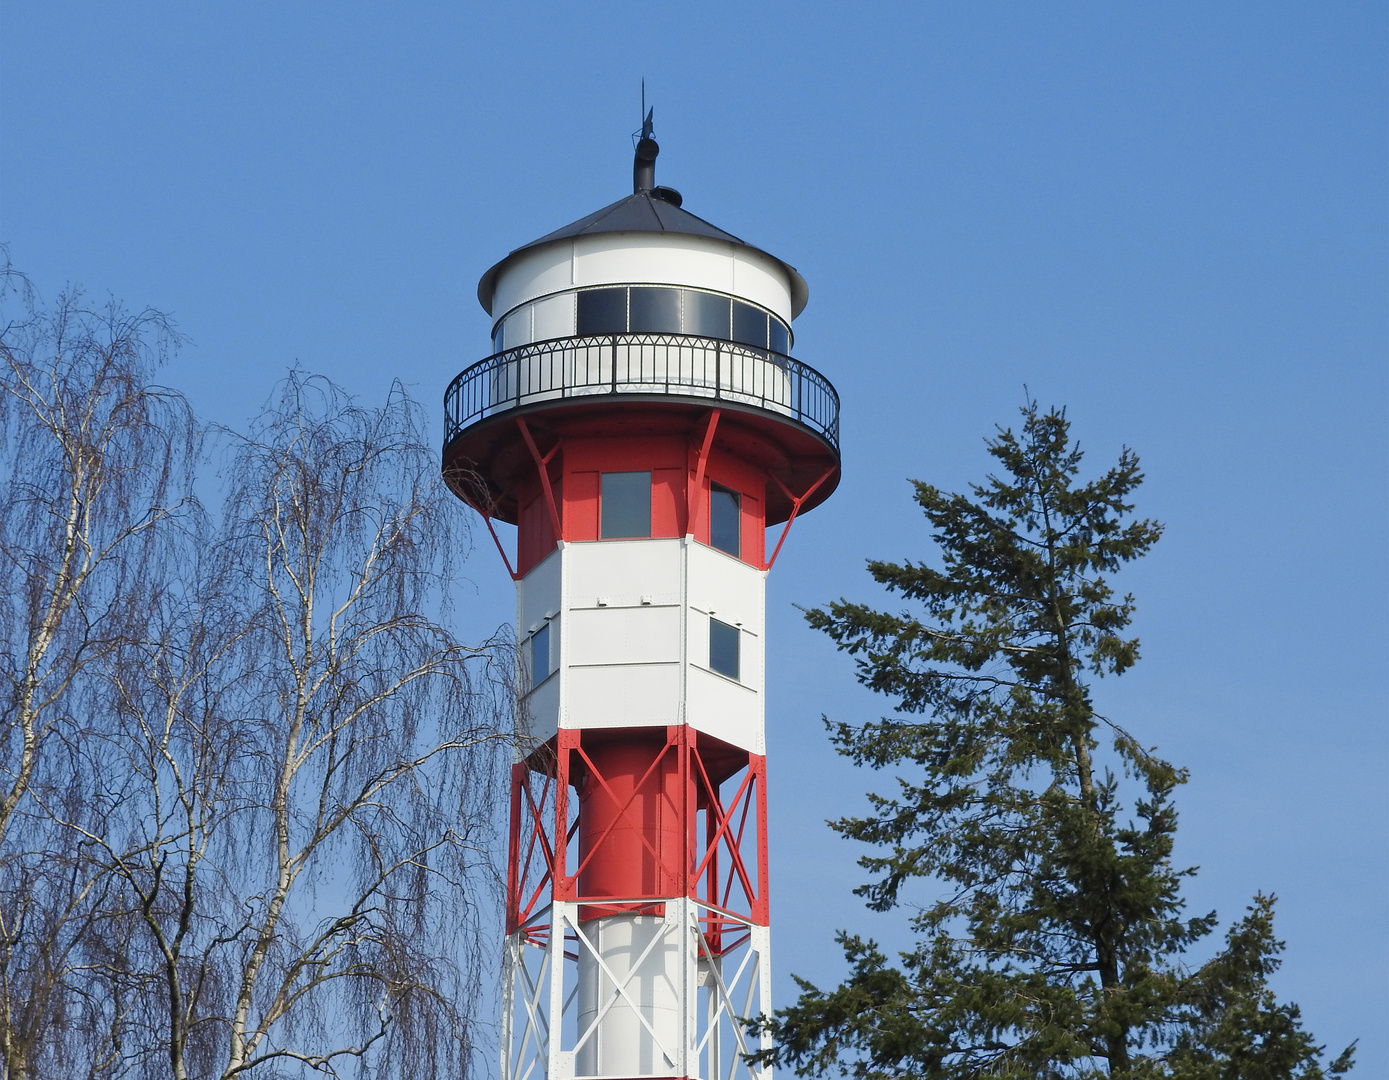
443,123,839,1080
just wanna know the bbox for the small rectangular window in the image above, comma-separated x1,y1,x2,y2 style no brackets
529,622,551,687
683,291,731,339
629,287,681,334
577,288,628,335
600,471,651,538
732,301,769,348
710,483,740,557
709,618,740,680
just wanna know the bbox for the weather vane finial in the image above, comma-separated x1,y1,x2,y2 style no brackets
638,78,654,142
632,79,659,192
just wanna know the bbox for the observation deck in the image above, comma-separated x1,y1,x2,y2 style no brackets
442,332,840,525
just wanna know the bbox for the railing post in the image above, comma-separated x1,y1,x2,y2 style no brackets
611,336,618,394
714,342,721,400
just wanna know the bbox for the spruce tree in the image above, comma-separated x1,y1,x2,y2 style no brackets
757,403,1354,1079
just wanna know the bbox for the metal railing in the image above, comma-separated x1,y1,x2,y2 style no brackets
443,333,840,451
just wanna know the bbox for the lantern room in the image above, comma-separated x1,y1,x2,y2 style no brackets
442,136,840,580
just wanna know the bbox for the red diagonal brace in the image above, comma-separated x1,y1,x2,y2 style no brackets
687,408,722,537
569,739,680,888
480,508,519,581
516,772,559,924
692,754,759,908
516,416,563,544
722,771,759,912
767,464,836,570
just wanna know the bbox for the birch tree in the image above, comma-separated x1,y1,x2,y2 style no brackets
81,374,511,1079
2,260,513,1078
0,267,195,1080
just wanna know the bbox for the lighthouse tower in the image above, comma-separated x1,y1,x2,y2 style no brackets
442,119,840,1080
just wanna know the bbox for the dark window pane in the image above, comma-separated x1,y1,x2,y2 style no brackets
683,291,731,339
530,622,551,686
629,287,681,334
768,319,789,355
577,288,628,335
710,484,740,557
732,302,768,348
709,618,740,680
600,471,651,538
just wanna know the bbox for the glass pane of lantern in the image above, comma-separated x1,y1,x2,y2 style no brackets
769,318,789,355
732,301,769,348
683,290,731,339
577,288,628,335
629,287,681,334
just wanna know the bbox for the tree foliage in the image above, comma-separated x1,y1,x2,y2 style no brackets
0,264,512,1079
756,403,1353,1079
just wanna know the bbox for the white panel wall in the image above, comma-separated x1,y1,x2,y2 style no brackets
521,674,560,744
519,547,562,632
686,546,765,750
491,234,795,329
563,540,684,732
515,538,768,752
567,606,680,667
567,664,681,728
686,543,765,636
567,539,682,607
531,292,574,342
730,247,798,322
517,548,563,743
572,235,735,303
685,609,763,693
687,667,763,754
490,244,573,319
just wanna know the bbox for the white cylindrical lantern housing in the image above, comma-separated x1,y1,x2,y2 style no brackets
488,233,797,348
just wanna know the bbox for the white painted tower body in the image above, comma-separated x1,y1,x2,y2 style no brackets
443,127,840,1080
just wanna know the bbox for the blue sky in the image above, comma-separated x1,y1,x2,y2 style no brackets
4,1,1385,1071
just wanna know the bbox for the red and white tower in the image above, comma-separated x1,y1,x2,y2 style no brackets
443,120,840,1080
